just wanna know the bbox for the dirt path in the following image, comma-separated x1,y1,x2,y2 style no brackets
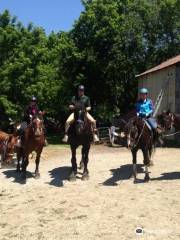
0,145,180,240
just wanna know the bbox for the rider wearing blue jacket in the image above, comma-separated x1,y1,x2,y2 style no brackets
136,88,160,136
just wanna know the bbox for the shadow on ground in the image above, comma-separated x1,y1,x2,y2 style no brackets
102,164,144,186
48,166,71,187
2,169,33,184
151,172,180,181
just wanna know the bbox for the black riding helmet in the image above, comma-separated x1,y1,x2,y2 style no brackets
31,96,37,102
78,85,85,91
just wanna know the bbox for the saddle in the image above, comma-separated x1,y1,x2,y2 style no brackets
144,120,152,131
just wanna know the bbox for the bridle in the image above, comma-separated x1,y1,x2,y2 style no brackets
127,118,149,149
169,113,175,130
31,116,43,136
76,109,86,124
162,113,180,137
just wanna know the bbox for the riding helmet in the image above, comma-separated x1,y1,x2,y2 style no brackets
139,88,148,94
31,96,37,101
78,85,85,91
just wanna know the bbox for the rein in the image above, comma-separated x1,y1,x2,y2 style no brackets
163,130,180,137
133,121,146,148
127,119,150,149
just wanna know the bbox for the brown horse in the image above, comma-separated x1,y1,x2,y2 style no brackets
0,130,18,167
157,110,180,132
68,107,93,181
16,115,45,180
125,117,156,183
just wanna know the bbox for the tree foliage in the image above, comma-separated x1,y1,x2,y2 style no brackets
0,1,179,124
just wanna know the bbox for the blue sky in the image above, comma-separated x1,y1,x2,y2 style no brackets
0,0,84,34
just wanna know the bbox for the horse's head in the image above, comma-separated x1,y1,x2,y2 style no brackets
157,110,174,131
74,106,86,135
2,135,18,164
32,115,44,136
125,117,141,149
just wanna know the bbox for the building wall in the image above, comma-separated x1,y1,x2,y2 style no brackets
175,63,180,113
138,65,176,115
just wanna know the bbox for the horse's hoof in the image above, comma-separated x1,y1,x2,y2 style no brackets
133,178,137,184
34,172,40,179
69,172,76,182
81,173,89,181
144,175,150,182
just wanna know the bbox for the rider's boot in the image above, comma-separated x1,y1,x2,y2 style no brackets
93,129,99,143
44,138,48,146
62,134,68,143
62,123,70,143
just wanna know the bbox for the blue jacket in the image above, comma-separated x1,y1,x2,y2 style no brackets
136,98,154,117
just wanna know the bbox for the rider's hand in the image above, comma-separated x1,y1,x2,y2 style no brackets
139,112,146,118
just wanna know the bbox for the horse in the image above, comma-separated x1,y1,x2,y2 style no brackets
157,110,180,132
68,106,93,181
0,130,18,167
110,109,137,141
16,114,45,180
125,116,156,183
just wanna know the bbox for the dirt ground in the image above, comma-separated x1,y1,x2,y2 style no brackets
0,144,180,240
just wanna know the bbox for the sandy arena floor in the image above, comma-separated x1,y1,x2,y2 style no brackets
0,145,180,240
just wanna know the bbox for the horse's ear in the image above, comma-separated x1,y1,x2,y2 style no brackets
166,110,171,115
162,110,166,114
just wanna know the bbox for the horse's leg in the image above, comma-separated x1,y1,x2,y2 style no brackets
79,147,84,170
69,146,77,181
81,144,90,181
16,147,21,172
21,154,29,180
142,148,150,182
148,146,154,166
0,153,3,168
34,150,42,179
132,149,137,183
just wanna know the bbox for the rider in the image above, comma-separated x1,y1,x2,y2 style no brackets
136,88,161,140
23,96,48,146
62,85,99,143
24,96,40,124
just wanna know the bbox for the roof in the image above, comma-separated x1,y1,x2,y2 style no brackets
136,55,180,78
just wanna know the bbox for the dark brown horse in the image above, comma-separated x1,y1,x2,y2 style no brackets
16,114,45,180
125,117,156,183
68,107,93,181
0,130,18,167
157,110,180,132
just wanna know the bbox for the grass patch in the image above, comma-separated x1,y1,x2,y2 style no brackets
46,133,62,145
46,133,70,149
